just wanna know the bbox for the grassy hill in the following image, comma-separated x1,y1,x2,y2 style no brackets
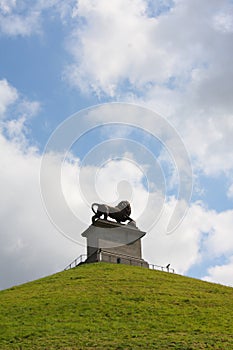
0,263,233,350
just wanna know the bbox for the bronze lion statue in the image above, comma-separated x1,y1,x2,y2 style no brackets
91,200,135,225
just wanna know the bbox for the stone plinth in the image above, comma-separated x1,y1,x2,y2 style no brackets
81,219,149,268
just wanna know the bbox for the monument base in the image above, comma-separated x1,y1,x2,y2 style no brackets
82,219,149,268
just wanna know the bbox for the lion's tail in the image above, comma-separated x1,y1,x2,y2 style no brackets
91,203,99,214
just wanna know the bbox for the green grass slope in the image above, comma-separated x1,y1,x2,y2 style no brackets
0,263,233,350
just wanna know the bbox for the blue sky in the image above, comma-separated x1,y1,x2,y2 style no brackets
1,0,233,289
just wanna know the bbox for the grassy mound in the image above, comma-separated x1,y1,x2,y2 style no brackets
0,263,233,349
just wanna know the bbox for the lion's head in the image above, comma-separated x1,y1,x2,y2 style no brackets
116,200,131,216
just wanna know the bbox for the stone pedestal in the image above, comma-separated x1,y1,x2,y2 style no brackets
81,219,149,268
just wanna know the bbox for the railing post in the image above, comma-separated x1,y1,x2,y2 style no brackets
99,249,102,262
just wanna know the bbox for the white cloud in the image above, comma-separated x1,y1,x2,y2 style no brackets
0,81,79,290
0,125,82,290
0,0,75,36
65,0,232,96
203,210,233,257
143,200,209,274
227,183,233,199
0,0,16,15
3,116,28,148
203,256,233,287
1,1,231,179
63,0,233,180
0,79,18,118
2,1,232,180
18,99,41,118
144,198,233,281
213,10,233,33
66,0,175,96
0,9,41,36
0,79,40,130
180,114,233,176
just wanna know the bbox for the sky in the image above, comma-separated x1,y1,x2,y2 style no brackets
1,0,233,290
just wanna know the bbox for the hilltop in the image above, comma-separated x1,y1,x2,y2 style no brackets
0,263,233,349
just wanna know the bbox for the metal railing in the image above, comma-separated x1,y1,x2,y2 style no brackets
64,251,175,273
149,263,175,273
64,254,87,270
